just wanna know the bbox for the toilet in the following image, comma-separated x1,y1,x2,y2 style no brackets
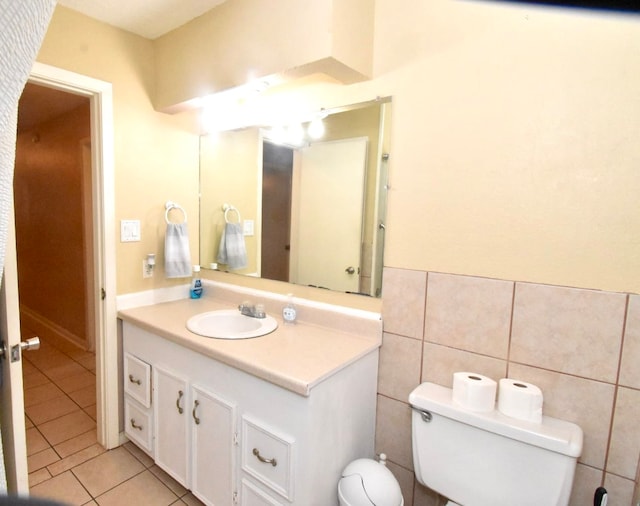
409,382,583,506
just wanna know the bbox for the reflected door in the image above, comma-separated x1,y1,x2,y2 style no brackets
261,142,293,282
293,138,367,293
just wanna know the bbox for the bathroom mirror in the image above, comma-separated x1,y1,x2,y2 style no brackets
199,97,391,297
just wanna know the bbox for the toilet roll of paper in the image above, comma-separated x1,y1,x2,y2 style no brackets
452,372,497,412
498,378,543,423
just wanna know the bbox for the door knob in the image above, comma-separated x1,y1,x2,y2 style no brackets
0,336,40,363
20,337,40,352
345,266,356,275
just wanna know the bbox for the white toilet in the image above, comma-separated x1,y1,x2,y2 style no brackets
409,382,583,506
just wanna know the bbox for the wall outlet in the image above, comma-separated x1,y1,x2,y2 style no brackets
143,259,153,278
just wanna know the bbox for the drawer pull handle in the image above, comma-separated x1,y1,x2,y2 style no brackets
176,390,184,414
130,418,143,431
192,400,200,425
253,448,277,467
128,374,141,385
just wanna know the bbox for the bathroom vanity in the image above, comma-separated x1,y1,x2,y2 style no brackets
118,293,381,506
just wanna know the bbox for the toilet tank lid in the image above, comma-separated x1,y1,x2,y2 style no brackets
409,382,583,458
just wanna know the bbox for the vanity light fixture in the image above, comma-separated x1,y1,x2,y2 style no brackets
269,125,287,144
286,123,304,145
307,108,329,140
307,116,325,139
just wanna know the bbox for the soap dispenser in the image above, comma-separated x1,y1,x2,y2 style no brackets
282,293,297,324
190,265,203,299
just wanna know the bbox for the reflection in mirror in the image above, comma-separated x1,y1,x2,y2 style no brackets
199,98,391,297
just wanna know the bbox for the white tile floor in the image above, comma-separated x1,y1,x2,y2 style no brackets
22,328,204,506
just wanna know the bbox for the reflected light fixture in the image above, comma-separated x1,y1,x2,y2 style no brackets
286,123,304,145
307,108,328,140
269,125,287,144
308,117,325,139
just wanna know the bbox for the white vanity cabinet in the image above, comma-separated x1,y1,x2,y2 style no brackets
153,365,237,505
122,320,378,506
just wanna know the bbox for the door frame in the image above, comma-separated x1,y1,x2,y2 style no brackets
28,62,118,449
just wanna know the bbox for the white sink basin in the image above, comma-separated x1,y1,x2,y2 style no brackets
186,309,278,339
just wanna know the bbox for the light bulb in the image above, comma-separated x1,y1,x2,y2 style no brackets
286,123,304,145
269,125,286,144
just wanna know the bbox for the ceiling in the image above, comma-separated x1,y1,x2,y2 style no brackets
57,0,229,39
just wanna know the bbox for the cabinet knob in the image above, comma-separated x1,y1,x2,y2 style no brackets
130,418,143,431
128,374,141,385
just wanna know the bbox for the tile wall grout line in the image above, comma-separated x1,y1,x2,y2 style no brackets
505,281,517,379
600,293,631,488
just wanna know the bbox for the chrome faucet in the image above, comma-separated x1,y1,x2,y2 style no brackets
238,301,266,319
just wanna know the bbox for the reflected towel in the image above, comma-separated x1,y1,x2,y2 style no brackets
217,222,247,270
165,222,192,278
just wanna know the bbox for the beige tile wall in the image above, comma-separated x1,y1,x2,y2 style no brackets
378,268,640,506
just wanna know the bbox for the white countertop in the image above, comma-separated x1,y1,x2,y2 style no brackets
118,296,382,396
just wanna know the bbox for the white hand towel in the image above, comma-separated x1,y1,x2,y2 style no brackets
165,222,192,278
217,222,247,270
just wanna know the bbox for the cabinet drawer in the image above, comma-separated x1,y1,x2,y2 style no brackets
242,416,294,501
241,478,285,506
125,398,153,454
124,353,151,408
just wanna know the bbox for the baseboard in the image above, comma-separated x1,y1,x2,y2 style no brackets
19,305,86,350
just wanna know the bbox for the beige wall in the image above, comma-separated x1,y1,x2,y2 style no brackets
154,0,374,111
200,128,260,274
375,1,640,294
36,6,200,296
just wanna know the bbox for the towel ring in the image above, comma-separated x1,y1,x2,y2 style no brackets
165,201,187,224
223,203,241,224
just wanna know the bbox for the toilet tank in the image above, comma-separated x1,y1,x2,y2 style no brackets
409,383,583,506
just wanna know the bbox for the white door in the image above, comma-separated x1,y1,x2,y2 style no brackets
0,210,29,493
293,138,368,293
154,365,189,487
191,385,237,506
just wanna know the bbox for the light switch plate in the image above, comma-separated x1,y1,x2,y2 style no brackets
121,220,141,242
243,219,254,236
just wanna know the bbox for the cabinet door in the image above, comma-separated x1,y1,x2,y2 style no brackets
154,365,189,486
191,384,237,506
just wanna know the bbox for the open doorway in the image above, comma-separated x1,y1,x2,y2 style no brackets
0,62,118,494
16,83,95,352
15,82,99,484
261,141,293,282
